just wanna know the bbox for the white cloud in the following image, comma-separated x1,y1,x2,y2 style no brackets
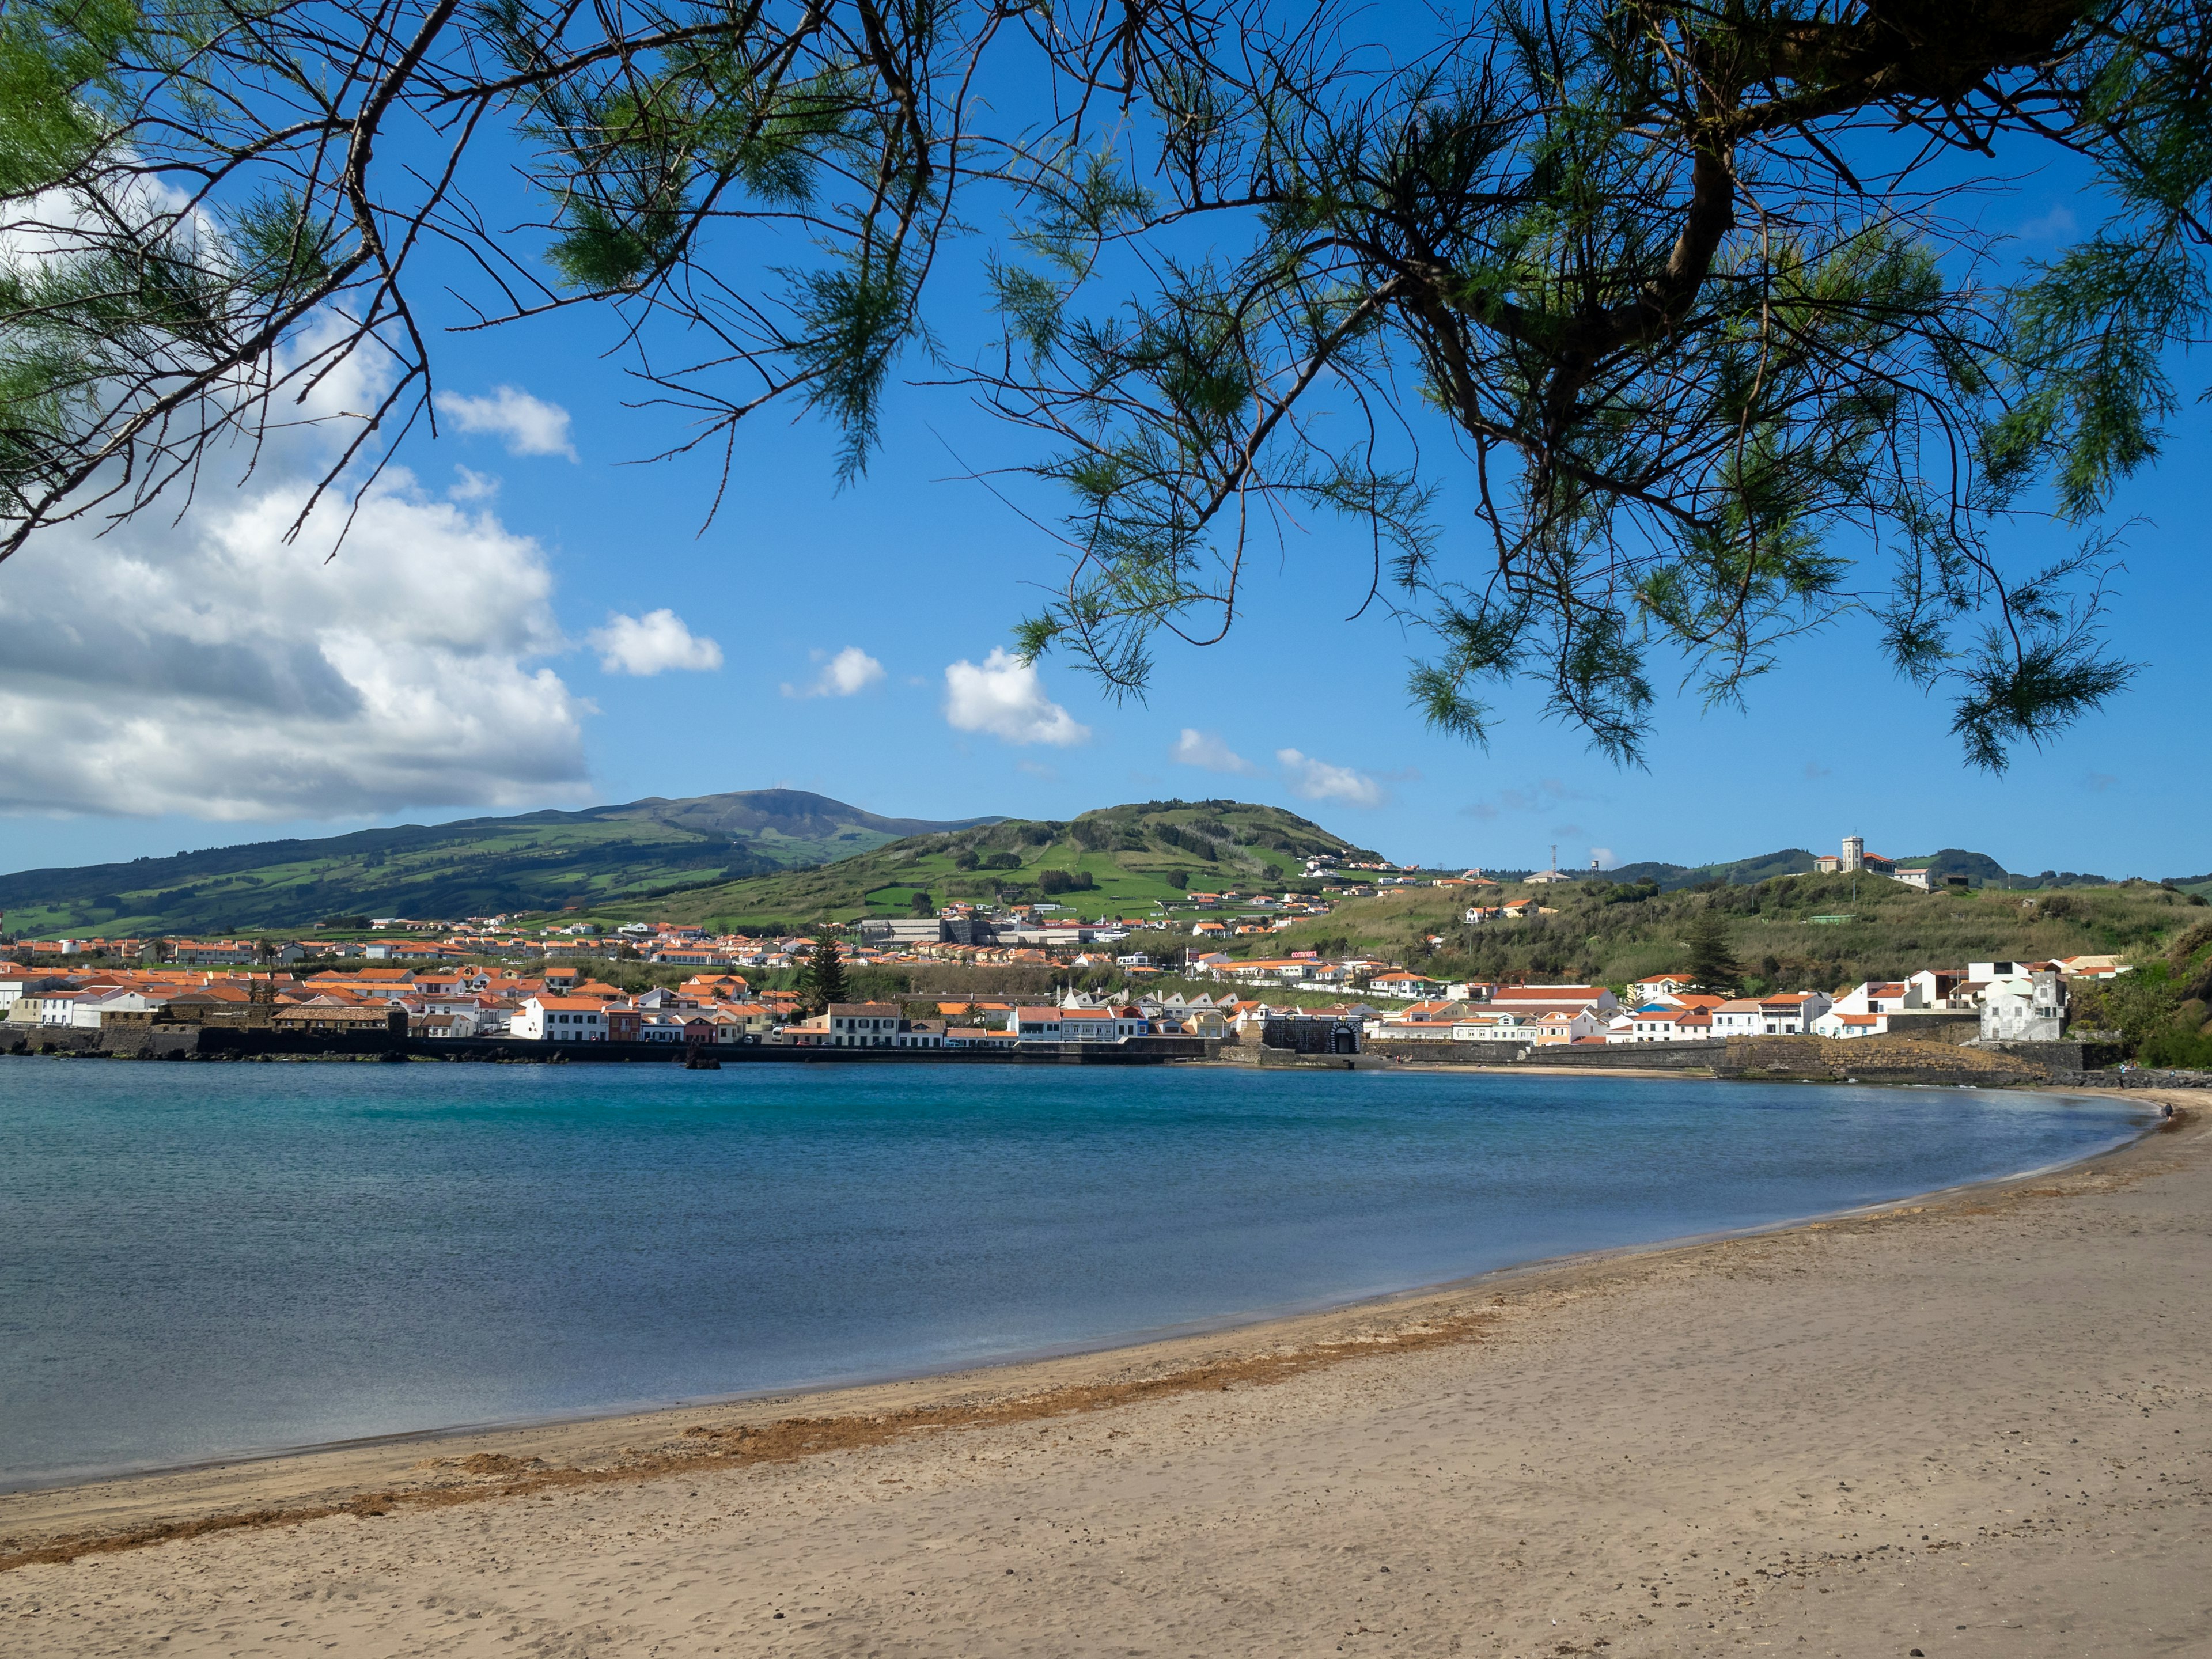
2016,203,2079,241
448,465,501,502
589,609,724,676
0,470,589,820
1171,728,1260,775
942,649,1092,747
0,305,594,821
1276,748,1385,808
1590,847,1616,869
440,385,578,460
781,645,884,698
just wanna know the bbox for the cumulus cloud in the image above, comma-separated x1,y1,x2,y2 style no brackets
1590,847,1616,869
1171,728,1260,775
1276,748,1384,808
0,471,589,820
589,609,724,676
942,649,1091,747
0,308,595,820
781,645,884,699
440,385,578,460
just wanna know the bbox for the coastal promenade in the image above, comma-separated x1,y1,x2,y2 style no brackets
3,1094,2205,1656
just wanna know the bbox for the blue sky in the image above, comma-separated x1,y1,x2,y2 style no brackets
0,97,2203,884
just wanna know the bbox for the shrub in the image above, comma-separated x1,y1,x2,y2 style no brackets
2138,1028,2212,1070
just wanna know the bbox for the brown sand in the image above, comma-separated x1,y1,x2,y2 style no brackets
2,1090,2206,1656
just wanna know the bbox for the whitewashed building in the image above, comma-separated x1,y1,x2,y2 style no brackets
511,996,608,1041
1979,971,2069,1041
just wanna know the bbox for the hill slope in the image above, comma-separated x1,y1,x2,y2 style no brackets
1604,849,1820,891
1255,872,2203,998
589,799,1380,928
0,791,999,936
1602,846,2041,893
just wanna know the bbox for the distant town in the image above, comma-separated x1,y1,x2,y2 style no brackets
0,838,2158,1057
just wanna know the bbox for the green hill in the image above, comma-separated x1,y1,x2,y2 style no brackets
588,800,1379,930
1254,870,2205,998
0,790,998,936
1605,848,1819,891
1604,846,2048,894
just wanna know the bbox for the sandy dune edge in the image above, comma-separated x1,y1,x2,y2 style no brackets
2,1091,2205,1657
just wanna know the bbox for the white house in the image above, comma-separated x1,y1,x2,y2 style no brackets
1605,1002,1716,1043
825,1002,907,1047
1828,980,1921,1016
1979,970,2069,1041
1369,1013,1460,1040
21,990,88,1026
1053,1007,1149,1041
1453,1012,1538,1042
1516,1008,1609,1044
1811,1009,1889,1039
1708,991,1834,1037
0,974,62,1012
512,996,608,1041
1904,969,1971,1007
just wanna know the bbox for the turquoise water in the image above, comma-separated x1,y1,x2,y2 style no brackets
0,1060,2145,1488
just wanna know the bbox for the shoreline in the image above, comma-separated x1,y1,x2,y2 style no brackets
1,1084,2175,1574
0,1079,2148,1498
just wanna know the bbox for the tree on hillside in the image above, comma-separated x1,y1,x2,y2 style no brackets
1683,911,1745,998
803,937,850,1014
6,3,2206,763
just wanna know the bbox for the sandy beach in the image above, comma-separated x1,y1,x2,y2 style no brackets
3,1088,2205,1656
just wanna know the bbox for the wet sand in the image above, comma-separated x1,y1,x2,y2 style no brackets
2,1090,2206,1656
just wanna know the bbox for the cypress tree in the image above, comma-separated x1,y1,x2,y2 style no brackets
1683,911,1744,998
805,937,849,1013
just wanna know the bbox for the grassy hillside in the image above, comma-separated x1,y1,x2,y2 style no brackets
589,800,1378,930
0,790,997,936
1600,846,2054,893
1255,871,2207,995
1605,849,1818,891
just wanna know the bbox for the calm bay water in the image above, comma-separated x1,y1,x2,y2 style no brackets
0,1059,2145,1487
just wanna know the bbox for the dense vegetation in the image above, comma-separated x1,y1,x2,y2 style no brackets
2069,920,2212,1063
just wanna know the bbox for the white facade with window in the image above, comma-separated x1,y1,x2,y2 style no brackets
512,997,607,1041
827,1003,907,1046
